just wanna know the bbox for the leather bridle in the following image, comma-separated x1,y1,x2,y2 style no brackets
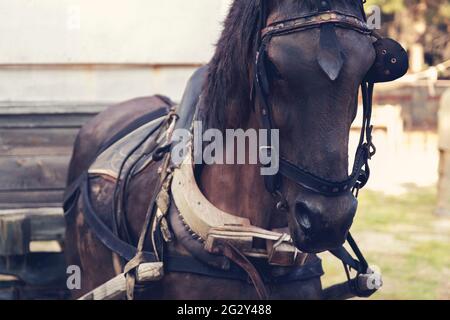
255,1,376,197
253,0,379,297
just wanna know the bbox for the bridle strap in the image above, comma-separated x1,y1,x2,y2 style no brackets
279,144,369,196
255,3,375,197
330,233,369,273
262,10,371,38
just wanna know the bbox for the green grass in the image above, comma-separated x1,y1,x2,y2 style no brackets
320,186,450,300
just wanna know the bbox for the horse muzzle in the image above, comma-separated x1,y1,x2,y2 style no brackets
289,192,357,253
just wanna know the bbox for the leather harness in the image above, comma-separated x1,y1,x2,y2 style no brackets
64,69,325,300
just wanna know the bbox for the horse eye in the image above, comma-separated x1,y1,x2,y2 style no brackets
264,57,283,81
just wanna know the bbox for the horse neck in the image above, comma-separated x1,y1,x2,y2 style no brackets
197,108,281,229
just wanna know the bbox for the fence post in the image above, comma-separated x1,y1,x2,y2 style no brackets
436,88,450,216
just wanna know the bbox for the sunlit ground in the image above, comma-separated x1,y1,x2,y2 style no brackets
320,186,450,300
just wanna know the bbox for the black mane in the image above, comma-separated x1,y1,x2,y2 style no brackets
203,0,365,130
203,0,261,130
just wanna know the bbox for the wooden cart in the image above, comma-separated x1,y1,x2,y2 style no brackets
0,101,107,299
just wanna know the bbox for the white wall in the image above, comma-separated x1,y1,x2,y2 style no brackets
0,0,232,102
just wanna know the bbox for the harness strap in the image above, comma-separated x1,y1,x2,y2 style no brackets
63,106,170,218
112,114,167,246
221,243,269,300
97,107,169,156
81,176,158,262
79,174,323,285
123,112,177,299
163,253,324,285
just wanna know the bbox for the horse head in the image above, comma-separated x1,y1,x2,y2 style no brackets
204,0,378,253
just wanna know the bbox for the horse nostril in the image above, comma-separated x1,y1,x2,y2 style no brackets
295,202,313,230
298,213,312,229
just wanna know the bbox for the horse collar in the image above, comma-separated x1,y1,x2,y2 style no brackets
171,147,307,267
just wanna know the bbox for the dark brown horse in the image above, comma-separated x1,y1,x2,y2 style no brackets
64,0,393,299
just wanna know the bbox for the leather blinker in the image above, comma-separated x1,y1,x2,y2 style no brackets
366,38,409,83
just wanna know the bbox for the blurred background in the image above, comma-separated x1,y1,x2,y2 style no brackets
0,0,448,299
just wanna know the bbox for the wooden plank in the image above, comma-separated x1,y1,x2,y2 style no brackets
0,207,65,241
0,208,64,255
0,128,78,156
0,155,70,191
27,208,65,242
0,102,108,129
0,101,110,115
0,114,95,129
0,253,67,286
0,215,30,255
0,282,69,300
79,275,127,301
79,262,164,300
0,146,73,157
0,284,19,300
0,190,63,209
29,241,62,253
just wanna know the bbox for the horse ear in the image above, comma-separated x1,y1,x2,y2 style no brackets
359,0,368,22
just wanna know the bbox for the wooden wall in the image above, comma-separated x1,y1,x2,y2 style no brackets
0,102,108,209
